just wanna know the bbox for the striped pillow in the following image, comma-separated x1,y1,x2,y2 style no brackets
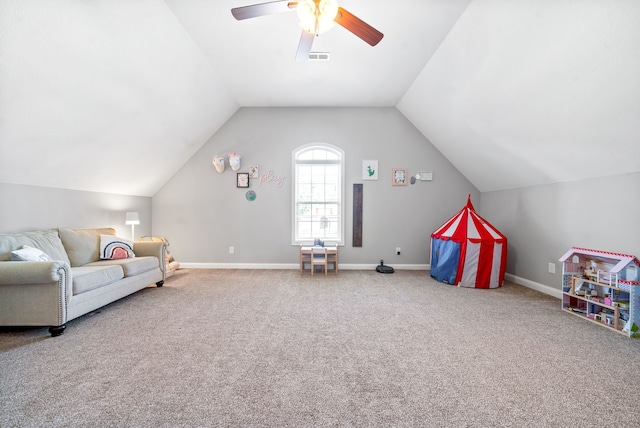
99,235,135,260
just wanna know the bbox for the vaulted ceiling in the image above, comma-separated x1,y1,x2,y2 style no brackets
1,0,638,197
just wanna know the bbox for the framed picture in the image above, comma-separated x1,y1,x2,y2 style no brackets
362,160,378,180
237,172,249,188
249,165,259,178
392,168,407,186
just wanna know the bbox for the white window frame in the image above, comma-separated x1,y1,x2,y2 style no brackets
292,143,345,246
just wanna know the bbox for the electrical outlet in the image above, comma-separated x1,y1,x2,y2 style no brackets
229,246,234,254
396,247,401,256
548,262,555,274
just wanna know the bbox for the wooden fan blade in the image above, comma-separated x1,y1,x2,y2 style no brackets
334,7,383,46
231,1,297,20
295,30,315,61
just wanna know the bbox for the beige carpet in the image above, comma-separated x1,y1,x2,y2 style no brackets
2,269,640,427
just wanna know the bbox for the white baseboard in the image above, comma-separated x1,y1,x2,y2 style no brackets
180,263,430,271
505,273,561,299
180,263,298,270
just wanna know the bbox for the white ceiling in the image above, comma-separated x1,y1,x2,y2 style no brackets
1,0,638,197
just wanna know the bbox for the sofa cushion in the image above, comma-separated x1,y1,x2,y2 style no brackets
11,245,53,262
85,256,158,278
59,227,115,267
72,265,124,295
0,229,71,263
99,234,135,260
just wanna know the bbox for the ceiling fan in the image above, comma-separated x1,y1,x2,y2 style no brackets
231,0,384,61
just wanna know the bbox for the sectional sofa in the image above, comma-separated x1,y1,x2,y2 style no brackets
0,227,167,336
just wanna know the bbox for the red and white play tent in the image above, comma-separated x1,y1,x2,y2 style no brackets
430,195,507,289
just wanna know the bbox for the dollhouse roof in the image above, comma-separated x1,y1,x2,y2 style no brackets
559,247,640,274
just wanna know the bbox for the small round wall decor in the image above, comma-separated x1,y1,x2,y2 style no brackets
245,190,256,201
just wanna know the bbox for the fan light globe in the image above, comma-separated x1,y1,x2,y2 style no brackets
297,0,338,35
297,0,316,32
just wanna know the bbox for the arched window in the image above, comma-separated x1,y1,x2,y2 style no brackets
292,143,345,245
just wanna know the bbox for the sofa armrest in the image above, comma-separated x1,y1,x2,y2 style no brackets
0,261,71,330
0,260,70,285
133,241,167,279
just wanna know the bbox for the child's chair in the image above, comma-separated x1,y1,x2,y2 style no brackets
311,247,328,276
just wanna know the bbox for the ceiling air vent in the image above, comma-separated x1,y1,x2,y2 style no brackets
309,52,330,61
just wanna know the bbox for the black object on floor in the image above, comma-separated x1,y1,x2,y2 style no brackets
376,259,394,274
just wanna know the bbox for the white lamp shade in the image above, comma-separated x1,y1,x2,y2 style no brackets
125,212,140,225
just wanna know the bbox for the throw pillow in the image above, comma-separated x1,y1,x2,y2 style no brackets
59,227,116,266
0,229,70,263
11,245,53,262
99,235,135,260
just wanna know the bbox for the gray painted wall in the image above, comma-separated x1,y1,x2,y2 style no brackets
0,183,152,239
481,171,640,291
152,107,479,266
2,108,636,295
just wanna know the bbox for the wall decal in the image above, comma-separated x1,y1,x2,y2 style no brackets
258,170,286,188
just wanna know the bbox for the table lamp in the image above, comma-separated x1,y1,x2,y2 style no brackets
125,212,140,240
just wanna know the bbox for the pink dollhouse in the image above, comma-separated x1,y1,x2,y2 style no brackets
560,247,640,337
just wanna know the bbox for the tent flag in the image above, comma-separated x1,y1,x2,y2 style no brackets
430,195,507,289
